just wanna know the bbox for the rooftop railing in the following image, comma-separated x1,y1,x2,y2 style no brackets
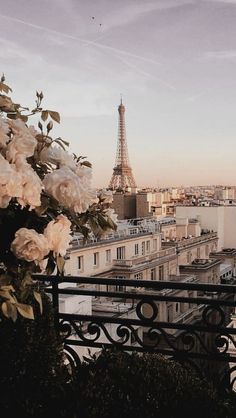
113,247,176,267
162,232,218,250
35,274,236,391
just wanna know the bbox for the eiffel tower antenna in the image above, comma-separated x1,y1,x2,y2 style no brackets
109,99,137,192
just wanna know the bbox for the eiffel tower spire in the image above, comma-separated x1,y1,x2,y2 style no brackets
109,99,137,191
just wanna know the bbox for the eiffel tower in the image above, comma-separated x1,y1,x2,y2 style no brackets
109,99,137,191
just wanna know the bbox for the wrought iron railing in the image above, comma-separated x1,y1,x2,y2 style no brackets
35,274,236,391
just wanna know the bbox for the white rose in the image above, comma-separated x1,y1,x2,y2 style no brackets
0,154,23,208
44,214,72,256
74,164,92,183
43,166,97,213
0,116,9,148
6,119,37,163
11,228,50,262
99,189,113,204
28,125,39,137
15,157,43,209
40,145,76,170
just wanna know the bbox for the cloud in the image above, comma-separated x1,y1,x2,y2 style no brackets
0,13,163,68
185,88,211,102
116,54,176,91
207,0,236,4
201,50,236,60
96,0,195,32
0,37,44,63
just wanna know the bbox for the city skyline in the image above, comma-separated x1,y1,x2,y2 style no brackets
1,0,236,187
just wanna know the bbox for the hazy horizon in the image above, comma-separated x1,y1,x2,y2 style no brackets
1,0,236,188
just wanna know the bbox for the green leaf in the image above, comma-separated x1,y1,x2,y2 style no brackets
47,120,53,132
34,198,49,216
19,114,28,123
81,160,92,168
0,289,16,303
0,285,15,292
57,138,69,147
1,301,18,322
54,139,66,150
21,272,33,287
6,112,17,119
33,291,43,314
106,217,117,230
56,255,65,275
0,274,12,286
0,82,12,94
15,303,34,320
46,256,56,275
49,110,60,123
41,110,49,121
38,121,43,131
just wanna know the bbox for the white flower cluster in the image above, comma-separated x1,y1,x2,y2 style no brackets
11,214,72,263
0,118,42,210
0,113,98,268
41,145,98,213
0,116,97,213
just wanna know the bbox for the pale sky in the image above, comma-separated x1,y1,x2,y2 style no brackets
1,0,236,188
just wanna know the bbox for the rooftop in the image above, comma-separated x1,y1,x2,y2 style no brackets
210,248,236,257
180,258,221,271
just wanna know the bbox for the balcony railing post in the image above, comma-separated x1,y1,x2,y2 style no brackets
51,275,60,331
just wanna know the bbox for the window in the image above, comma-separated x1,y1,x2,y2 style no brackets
187,251,192,264
77,256,84,271
153,239,157,251
146,241,150,253
141,242,145,255
117,246,125,260
134,243,139,256
134,273,143,280
150,268,156,281
197,247,200,259
106,249,111,263
159,265,164,280
205,245,209,257
93,252,99,267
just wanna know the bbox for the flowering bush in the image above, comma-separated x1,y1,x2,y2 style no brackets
0,75,117,321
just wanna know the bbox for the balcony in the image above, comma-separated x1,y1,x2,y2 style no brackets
113,247,176,267
35,274,236,392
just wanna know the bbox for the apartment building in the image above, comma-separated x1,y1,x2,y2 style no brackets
65,218,178,281
65,216,219,284
176,205,236,249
